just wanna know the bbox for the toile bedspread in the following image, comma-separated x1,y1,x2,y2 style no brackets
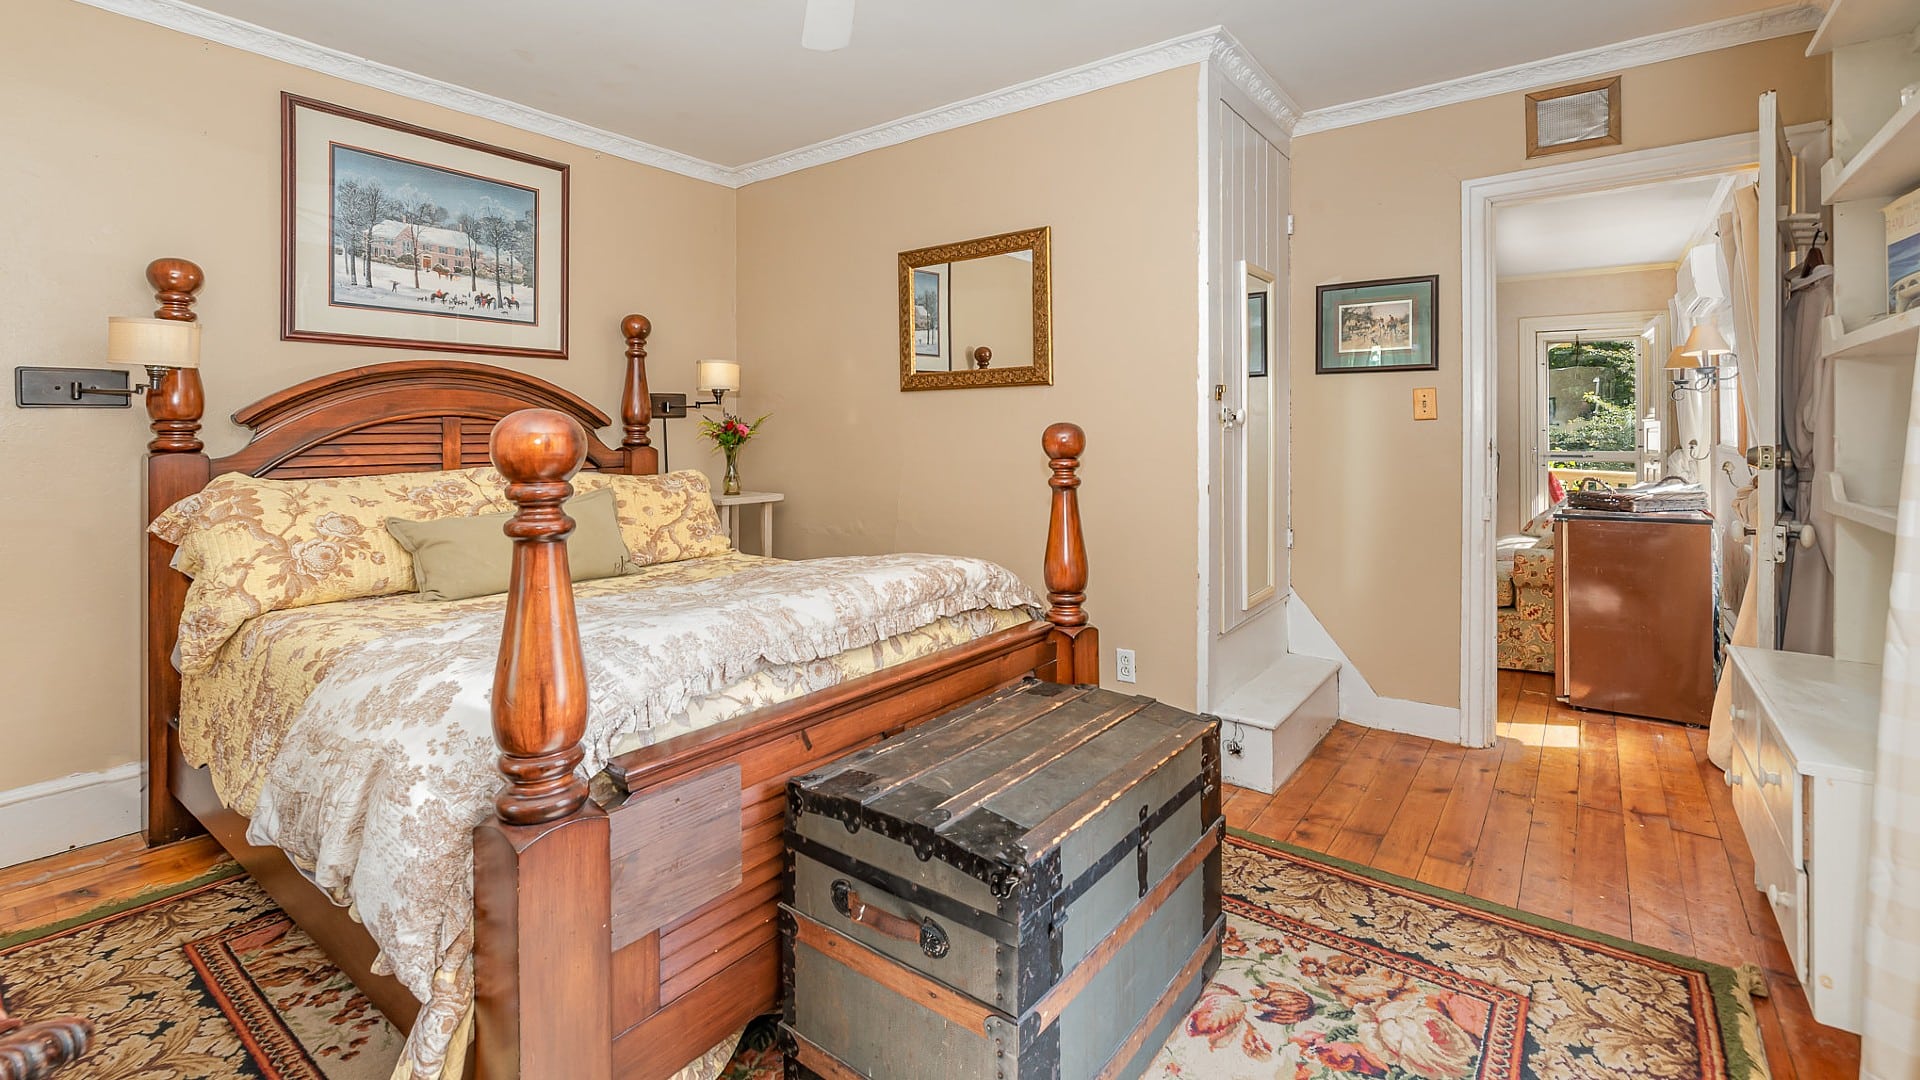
175,551,1039,1080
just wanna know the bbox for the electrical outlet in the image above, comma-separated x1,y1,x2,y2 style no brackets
1115,648,1137,683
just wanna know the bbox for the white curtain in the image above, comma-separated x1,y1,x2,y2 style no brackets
1862,367,1920,1080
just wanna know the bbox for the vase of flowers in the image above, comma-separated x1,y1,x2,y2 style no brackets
699,411,768,496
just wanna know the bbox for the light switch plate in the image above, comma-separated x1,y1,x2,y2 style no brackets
16,367,131,408
1413,387,1438,421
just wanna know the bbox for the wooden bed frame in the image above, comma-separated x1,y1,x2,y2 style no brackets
137,258,1101,1079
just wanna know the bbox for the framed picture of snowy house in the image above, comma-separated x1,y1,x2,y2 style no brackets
281,93,569,358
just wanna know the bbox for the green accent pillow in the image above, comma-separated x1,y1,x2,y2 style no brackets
386,488,630,602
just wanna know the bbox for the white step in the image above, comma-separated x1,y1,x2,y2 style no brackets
1213,655,1340,795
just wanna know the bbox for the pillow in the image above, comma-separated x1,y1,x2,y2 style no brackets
387,488,629,601
473,468,732,567
150,467,504,674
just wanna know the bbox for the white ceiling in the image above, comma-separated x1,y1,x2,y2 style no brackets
156,0,1800,169
1494,175,1741,278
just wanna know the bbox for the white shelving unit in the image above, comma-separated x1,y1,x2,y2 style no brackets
1811,0,1920,665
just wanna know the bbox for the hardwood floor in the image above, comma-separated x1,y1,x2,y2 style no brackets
0,672,1863,1078
0,833,227,936
1226,669,1862,1079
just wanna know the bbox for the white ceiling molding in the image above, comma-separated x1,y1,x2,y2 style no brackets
67,0,738,186
1294,3,1824,136
1208,30,1303,138
732,27,1302,186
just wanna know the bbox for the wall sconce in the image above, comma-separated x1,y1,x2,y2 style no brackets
696,360,740,408
106,316,202,391
1667,323,1734,395
648,360,742,471
13,313,201,408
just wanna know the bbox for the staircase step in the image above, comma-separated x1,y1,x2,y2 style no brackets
1215,655,1340,795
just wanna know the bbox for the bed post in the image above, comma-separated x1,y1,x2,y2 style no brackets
143,257,211,846
472,409,614,1080
619,314,658,475
1042,422,1099,685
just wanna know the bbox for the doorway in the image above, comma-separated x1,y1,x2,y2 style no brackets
1460,131,1772,745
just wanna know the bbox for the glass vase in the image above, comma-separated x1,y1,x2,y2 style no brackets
722,446,741,495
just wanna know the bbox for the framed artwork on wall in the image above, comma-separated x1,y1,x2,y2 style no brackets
1314,275,1439,374
1525,76,1622,158
281,93,570,359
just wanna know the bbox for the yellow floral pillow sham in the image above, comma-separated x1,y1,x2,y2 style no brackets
152,466,730,674
473,468,732,566
151,468,506,675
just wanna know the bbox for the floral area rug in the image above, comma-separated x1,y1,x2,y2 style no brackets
3,835,1768,1079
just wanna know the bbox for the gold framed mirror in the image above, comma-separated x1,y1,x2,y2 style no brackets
899,227,1052,391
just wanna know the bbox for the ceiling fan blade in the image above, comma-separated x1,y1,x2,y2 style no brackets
801,0,855,51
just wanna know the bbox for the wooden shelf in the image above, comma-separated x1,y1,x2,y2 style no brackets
1810,0,1920,55
1824,95,1920,203
1823,308,1920,360
1831,474,1898,533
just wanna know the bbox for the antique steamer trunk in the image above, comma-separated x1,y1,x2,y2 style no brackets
781,680,1223,1080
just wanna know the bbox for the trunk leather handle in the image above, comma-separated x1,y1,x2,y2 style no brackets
830,879,950,959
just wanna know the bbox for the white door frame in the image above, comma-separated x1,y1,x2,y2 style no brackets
1459,132,1761,747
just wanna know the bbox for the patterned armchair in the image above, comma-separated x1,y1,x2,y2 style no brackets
1496,538,1556,673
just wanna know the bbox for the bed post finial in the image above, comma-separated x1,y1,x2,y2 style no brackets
1042,423,1099,684
619,314,657,474
145,258,204,455
489,408,593,825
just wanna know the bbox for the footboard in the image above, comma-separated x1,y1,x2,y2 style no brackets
476,418,1097,1079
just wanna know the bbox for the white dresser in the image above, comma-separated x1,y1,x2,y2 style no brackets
1724,646,1880,1033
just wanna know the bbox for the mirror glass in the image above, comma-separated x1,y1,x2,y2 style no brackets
900,228,1052,390
1242,265,1278,609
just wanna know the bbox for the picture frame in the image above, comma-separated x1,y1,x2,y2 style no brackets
282,93,569,359
1525,77,1622,159
1315,275,1439,374
910,263,951,372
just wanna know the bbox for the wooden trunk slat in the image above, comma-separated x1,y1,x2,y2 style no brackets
1092,918,1223,1080
789,911,1003,1036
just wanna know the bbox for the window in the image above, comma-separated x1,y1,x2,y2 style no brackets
1544,337,1640,485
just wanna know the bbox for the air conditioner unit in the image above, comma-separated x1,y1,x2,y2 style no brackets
1675,243,1728,320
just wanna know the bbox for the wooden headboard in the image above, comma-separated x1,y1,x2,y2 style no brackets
137,258,659,842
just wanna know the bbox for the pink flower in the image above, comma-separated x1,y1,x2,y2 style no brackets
1184,984,1246,1049
1356,995,1479,1079
1429,992,1491,1042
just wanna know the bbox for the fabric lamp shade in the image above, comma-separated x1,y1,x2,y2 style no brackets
107,316,200,370
697,360,740,393
1679,322,1733,361
1666,345,1703,370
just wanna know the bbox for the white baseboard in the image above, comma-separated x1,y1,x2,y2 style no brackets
1286,597,1465,743
0,763,143,868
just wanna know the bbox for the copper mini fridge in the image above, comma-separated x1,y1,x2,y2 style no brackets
1554,510,1715,725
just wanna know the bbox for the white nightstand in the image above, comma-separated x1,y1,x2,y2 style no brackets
714,491,784,556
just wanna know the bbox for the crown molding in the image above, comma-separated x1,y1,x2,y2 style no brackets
1294,3,1824,136
1208,29,1304,138
67,0,739,187
732,28,1229,186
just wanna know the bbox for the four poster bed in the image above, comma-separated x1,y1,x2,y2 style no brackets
135,258,1100,1080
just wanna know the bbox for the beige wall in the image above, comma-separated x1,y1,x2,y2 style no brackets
1289,34,1826,708
1495,266,1677,534
737,68,1203,708
0,0,736,790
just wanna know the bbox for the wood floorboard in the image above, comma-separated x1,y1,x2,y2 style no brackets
1369,742,1465,879
5,673,1858,1079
